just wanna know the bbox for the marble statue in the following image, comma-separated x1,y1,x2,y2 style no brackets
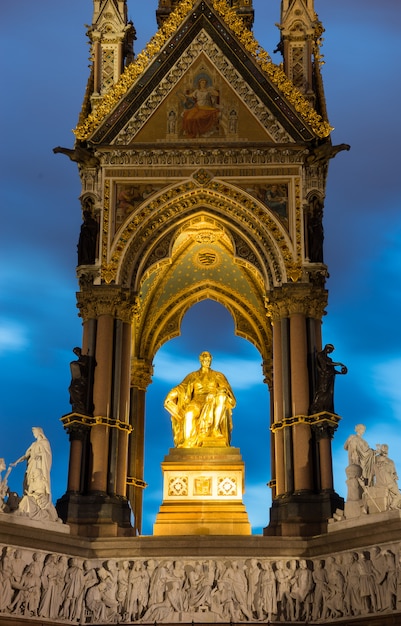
10,427,60,522
0,459,11,512
344,423,375,486
375,444,401,509
309,344,347,414
343,426,401,516
164,351,236,448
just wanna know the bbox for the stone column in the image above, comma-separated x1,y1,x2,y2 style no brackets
128,358,153,535
271,316,285,496
290,311,312,492
58,287,136,536
313,421,337,491
115,321,132,497
265,284,340,537
66,425,89,494
281,317,294,494
90,312,114,493
263,359,275,499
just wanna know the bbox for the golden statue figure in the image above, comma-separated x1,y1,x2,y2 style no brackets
164,351,236,448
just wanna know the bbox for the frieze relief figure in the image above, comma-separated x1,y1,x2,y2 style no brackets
2,547,401,623
164,351,236,448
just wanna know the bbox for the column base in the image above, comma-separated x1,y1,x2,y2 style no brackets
153,447,251,536
56,492,134,537
264,489,344,537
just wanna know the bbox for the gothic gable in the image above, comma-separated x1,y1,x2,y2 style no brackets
114,43,289,145
75,0,331,145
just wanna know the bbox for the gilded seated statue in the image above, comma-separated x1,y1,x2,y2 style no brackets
164,351,236,448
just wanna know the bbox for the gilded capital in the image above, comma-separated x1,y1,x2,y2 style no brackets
76,286,137,322
265,285,327,320
131,358,154,390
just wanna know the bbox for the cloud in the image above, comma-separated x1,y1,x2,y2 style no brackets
371,358,401,423
0,320,29,354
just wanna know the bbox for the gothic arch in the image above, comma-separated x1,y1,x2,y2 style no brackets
138,282,272,365
127,209,273,363
111,180,297,289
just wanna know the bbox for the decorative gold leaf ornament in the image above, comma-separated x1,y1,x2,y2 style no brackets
74,0,332,141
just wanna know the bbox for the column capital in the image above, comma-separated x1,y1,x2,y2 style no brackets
131,358,154,390
265,284,328,321
60,414,91,440
77,286,138,322
262,358,273,389
310,412,341,440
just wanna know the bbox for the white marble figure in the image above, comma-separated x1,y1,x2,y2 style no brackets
126,560,149,621
343,426,401,515
292,559,313,621
0,459,11,512
374,444,401,509
10,427,60,522
344,423,375,486
256,560,277,621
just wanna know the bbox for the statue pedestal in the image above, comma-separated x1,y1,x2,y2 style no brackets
153,447,251,536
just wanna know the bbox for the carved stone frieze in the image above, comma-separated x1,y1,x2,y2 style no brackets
1,543,400,623
100,147,308,167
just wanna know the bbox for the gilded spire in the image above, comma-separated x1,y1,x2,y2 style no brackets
88,0,136,99
275,0,326,116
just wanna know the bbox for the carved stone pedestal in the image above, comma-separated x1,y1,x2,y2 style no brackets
363,485,389,514
153,447,251,535
56,492,133,537
265,490,344,537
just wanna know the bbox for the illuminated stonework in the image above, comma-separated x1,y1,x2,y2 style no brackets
154,447,251,535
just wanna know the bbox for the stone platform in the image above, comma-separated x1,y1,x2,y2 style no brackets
2,515,401,625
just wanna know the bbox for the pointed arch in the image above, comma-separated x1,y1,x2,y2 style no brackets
109,180,297,289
